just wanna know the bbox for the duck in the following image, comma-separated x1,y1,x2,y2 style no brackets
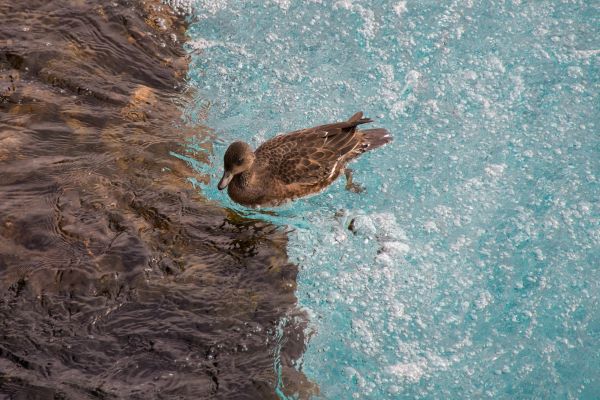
217,112,392,207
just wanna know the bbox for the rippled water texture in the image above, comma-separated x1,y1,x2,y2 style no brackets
0,1,310,399
183,0,599,399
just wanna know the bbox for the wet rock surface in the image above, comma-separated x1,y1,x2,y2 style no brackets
0,1,310,398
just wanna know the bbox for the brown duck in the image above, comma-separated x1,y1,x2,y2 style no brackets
217,112,392,207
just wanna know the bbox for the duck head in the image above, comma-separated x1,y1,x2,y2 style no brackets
218,141,256,190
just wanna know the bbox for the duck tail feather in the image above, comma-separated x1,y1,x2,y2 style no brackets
348,111,374,125
361,128,392,151
348,111,364,122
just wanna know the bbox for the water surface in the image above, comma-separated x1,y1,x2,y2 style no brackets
183,0,599,398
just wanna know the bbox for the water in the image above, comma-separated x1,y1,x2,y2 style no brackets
0,1,308,398
183,0,599,398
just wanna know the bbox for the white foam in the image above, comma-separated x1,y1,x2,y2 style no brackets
189,38,251,57
165,0,228,15
574,49,600,58
387,362,426,382
405,70,421,86
164,0,194,14
423,221,439,233
463,70,478,81
567,66,583,78
475,290,492,309
485,163,507,177
377,64,395,82
333,1,379,40
271,0,292,10
194,0,228,15
333,0,353,11
488,55,506,74
393,1,407,16
380,241,410,255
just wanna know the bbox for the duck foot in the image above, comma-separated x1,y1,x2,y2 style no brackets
344,168,364,193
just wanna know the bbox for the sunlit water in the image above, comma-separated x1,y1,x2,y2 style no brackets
182,0,599,398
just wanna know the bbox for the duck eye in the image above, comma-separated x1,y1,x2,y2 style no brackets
237,158,244,165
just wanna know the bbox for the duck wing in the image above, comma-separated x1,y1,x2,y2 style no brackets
255,112,374,185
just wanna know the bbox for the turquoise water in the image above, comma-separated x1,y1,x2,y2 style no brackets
180,0,599,398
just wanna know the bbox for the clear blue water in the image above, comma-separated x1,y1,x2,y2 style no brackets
178,0,599,398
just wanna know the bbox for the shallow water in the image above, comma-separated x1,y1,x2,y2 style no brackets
0,1,309,399
183,0,599,399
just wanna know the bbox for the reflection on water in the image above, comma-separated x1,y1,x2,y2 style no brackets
0,1,311,398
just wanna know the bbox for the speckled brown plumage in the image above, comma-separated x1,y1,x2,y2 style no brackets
217,112,392,207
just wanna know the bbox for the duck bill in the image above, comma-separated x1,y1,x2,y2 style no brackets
217,171,233,190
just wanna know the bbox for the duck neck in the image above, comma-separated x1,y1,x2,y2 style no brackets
233,169,253,188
